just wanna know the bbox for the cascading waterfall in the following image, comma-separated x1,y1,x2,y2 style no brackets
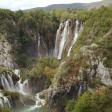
38,33,41,57
67,20,83,57
57,20,69,59
25,93,46,112
0,92,11,108
16,92,46,112
0,70,30,95
14,69,20,78
55,19,83,59
0,70,46,111
42,37,48,56
35,93,45,108
55,23,64,57
15,79,30,95
37,33,48,57
1,74,12,91
7,74,15,90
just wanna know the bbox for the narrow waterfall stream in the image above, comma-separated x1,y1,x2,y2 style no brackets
38,33,41,57
67,20,83,57
57,20,69,59
0,70,46,112
55,23,64,57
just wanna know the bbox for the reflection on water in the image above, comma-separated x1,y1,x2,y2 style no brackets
16,105,44,112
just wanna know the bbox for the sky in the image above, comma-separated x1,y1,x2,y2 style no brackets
0,0,102,11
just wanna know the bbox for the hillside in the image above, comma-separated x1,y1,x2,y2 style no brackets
29,0,112,11
0,4,112,112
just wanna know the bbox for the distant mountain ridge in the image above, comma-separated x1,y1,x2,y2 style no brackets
34,0,112,10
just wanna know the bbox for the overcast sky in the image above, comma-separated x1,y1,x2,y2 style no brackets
0,0,102,11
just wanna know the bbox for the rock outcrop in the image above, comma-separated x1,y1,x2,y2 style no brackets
0,34,15,68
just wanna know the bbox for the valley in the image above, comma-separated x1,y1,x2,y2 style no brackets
0,1,112,112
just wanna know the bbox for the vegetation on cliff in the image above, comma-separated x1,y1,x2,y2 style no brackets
0,5,112,112
66,88,112,112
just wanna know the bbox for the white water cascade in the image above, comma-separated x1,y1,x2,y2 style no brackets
0,70,30,95
21,92,46,112
0,70,46,111
0,92,11,108
57,20,69,59
37,33,48,57
55,23,64,57
55,19,83,59
67,20,83,57
14,69,20,78
38,33,41,57
15,79,30,95
1,74,13,91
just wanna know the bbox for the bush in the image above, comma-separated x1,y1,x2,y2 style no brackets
65,100,75,112
74,88,112,112
30,57,59,78
0,108,12,112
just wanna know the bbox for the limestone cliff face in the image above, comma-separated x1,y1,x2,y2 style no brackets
48,59,112,112
0,34,16,68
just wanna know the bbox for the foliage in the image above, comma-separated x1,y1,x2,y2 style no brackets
0,66,13,73
65,88,112,112
65,100,75,112
0,108,12,112
70,6,112,74
30,57,59,79
3,91,20,99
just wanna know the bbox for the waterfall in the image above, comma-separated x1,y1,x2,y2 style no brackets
42,37,48,56
0,71,30,95
0,71,45,111
38,33,41,57
35,93,45,108
22,92,46,112
78,81,84,96
37,33,48,57
15,79,30,95
55,19,83,59
55,23,64,57
67,20,83,57
0,92,11,108
57,20,69,59
14,69,20,78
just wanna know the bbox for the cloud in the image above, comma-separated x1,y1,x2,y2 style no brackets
0,0,102,11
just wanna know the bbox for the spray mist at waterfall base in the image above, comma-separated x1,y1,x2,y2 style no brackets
16,105,44,112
